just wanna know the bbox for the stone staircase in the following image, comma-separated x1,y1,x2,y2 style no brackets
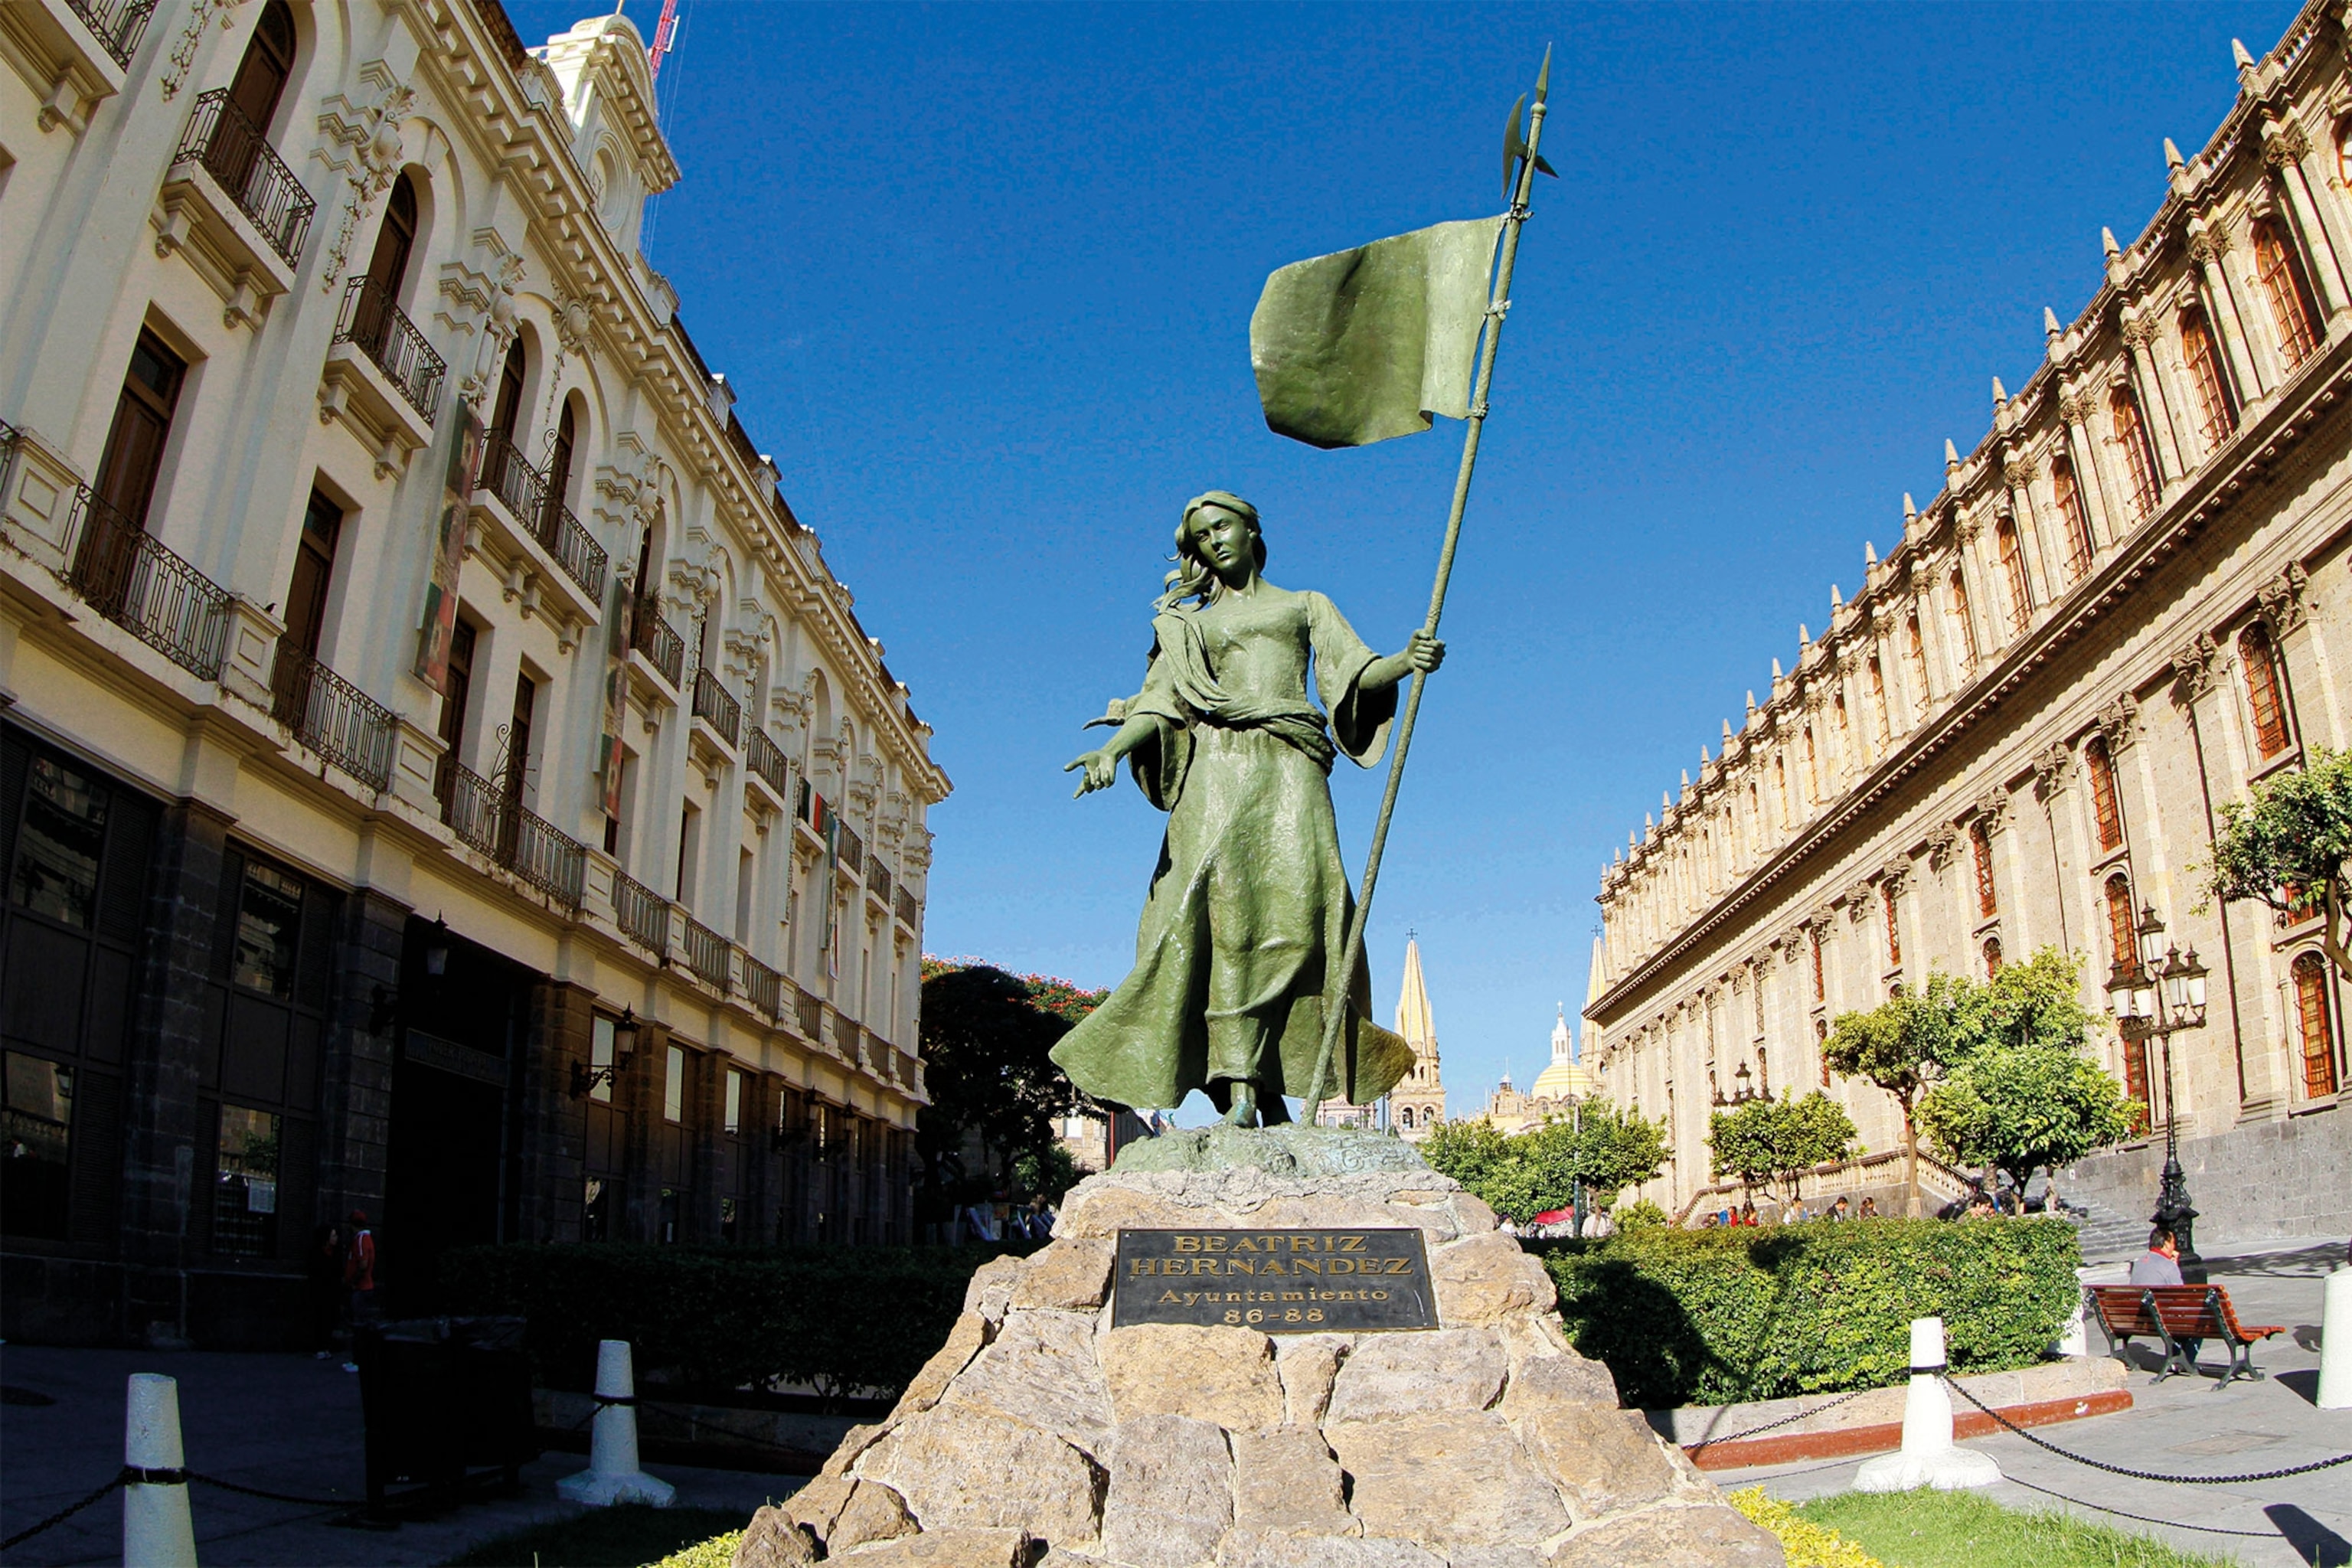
2064,1197,2151,1262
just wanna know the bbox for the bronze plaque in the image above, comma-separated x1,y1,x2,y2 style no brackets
1112,1227,1437,1332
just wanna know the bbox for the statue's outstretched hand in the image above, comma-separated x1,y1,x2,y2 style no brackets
1402,629,1446,673
1066,748,1120,797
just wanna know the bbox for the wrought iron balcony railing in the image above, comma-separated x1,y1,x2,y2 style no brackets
691,666,740,746
479,431,607,599
333,276,444,423
66,0,155,67
747,727,789,799
894,886,918,928
270,644,395,792
836,822,863,876
172,90,314,266
794,984,825,1042
613,870,671,955
742,952,784,1019
681,916,730,993
64,487,230,680
867,858,892,906
436,759,586,906
632,593,684,688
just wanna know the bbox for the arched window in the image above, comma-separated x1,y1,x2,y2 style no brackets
2181,305,2238,448
2086,736,2125,853
1833,693,1850,749
1815,1016,1831,1086
2255,218,2321,370
1809,926,1825,1003
1774,755,1789,819
1882,881,1902,970
2293,951,2340,1098
490,338,527,441
1971,819,1998,917
1904,615,1929,714
1399,1106,1413,1129
1949,570,1978,668
2104,873,2137,972
1997,519,2032,633
2053,457,2095,581
2110,386,2161,521
1868,655,1890,740
366,172,419,300
227,0,296,138
1982,936,2003,978
548,400,578,512
2239,620,2292,760
1802,727,1819,803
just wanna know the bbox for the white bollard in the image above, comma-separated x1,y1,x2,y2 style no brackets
2320,1265,2352,1411
1854,1317,2003,1491
557,1340,675,1508
122,1373,198,1568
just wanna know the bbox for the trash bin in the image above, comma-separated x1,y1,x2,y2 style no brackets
355,1315,537,1514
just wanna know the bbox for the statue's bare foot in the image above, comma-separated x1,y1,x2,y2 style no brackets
1221,1083,1258,1126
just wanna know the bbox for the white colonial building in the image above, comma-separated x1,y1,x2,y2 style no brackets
1586,7,2350,1238
1,0,946,1346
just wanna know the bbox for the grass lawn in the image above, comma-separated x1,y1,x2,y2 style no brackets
1792,1488,2237,1568
439,1505,749,1568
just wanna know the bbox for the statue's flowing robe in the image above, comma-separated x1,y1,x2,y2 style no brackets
1050,584,1416,1112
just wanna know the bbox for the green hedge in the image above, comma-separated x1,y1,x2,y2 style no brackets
440,1243,1033,1400
1534,1217,2081,1409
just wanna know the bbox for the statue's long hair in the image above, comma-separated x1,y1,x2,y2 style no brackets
1155,491,1265,612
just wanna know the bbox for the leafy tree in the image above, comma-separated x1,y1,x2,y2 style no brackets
1612,1199,1668,1232
1010,1142,1085,1204
1913,947,2137,1200
1421,1106,1667,1221
915,960,1101,1196
1916,1046,2137,1201
1707,1092,1857,1204
1420,1118,1519,1214
2207,746,2352,982
1821,972,1976,1215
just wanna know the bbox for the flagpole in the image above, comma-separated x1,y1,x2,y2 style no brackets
1300,49,1551,1120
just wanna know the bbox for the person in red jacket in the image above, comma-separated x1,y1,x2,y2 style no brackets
340,1209,377,1371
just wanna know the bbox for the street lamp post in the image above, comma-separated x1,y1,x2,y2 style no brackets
2105,903,2211,1280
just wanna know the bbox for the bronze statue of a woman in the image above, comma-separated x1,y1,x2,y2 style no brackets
1054,492,1443,1127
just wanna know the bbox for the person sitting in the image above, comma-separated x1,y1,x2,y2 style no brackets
1857,1197,1879,1219
1785,1197,1809,1223
2129,1225,2201,1369
1829,1195,1853,1221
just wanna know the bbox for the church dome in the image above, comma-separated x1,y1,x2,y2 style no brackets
1528,1058,1593,1102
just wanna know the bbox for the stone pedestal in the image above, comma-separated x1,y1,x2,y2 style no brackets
732,1133,1785,1567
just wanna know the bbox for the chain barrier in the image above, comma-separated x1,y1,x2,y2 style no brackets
1685,1386,1877,1450
1998,1474,2284,1539
1,1465,359,1552
1941,1374,2352,1485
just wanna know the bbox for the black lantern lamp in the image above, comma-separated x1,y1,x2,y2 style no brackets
572,1006,641,1099
423,915,452,978
2101,904,2212,1279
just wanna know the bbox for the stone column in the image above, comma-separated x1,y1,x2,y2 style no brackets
2058,388,2121,549
2269,123,2351,317
512,978,596,1243
620,1020,670,1243
2119,309,2190,492
2190,223,2267,403
2168,636,2269,1117
312,890,408,1239
119,801,231,1346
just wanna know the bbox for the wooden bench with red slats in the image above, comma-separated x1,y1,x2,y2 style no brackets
2086,1283,2285,1387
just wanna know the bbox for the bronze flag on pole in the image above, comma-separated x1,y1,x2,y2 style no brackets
1249,217,1504,450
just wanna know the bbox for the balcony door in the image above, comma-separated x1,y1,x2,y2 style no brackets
271,490,341,728
79,331,186,612
352,174,417,357
214,0,295,198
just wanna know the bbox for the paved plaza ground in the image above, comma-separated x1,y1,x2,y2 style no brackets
0,1344,785,1567
2,1235,2346,1566
1722,1236,2352,1567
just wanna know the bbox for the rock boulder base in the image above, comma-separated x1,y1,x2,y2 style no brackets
732,1158,1784,1567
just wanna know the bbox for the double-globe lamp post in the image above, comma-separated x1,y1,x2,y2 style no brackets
2105,903,2211,1279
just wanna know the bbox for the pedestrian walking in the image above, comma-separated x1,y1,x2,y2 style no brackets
341,1210,377,1371
308,1221,343,1358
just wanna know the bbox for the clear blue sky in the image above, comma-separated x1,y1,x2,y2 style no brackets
512,0,2300,1118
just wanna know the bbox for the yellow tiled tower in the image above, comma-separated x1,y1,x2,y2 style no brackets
1390,938,1446,1140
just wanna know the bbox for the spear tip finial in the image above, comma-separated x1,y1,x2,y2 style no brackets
1537,43,1552,103
2103,225,2122,258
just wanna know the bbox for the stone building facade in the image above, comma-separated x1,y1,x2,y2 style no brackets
0,0,946,1347
1584,5,2350,1239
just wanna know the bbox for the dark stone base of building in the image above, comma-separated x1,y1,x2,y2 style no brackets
2060,1099,2350,1243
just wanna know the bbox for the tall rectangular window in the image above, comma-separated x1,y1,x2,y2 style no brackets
2181,307,2238,448
1971,821,1998,918
1810,927,1825,1002
1882,883,1902,969
93,329,187,528
2055,459,2095,582
210,1103,280,1258
2,1051,74,1240
664,1044,685,1122
2240,622,2293,760
2256,220,2321,369
724,1067,743,1135
2293,952,2340,1099
282,489,342,661
1998,520,2032,633
12,756,108,928
588,1014,616,1105
2087,738,2125,852
2112,387,2161,521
